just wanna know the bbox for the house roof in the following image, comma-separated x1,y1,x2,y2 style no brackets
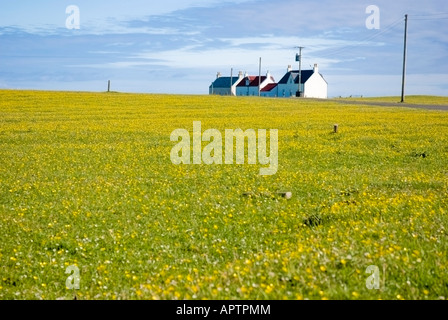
249,76,267,87
261,83,278,92
237,76,257,87
236,76,275,87
210,76,243,88
278,70,315,84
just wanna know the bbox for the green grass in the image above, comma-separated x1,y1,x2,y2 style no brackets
0,90,447,300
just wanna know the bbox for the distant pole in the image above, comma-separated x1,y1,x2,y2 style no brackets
298,47,302,97
108,80,111,92
258,57,262,97
295,46,304,97
334,124,339,134
401,14,408,103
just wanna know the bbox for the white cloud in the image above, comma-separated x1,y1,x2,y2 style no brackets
130,35,379,71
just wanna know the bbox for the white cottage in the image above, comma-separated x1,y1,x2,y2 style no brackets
275,64,327,99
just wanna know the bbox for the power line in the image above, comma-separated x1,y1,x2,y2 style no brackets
411,12,448,17
281,14,444,64
409,12,448,20
314,17,403,59
411,17,448,20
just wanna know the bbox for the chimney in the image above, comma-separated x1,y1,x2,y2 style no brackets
238,71,244,79
266,70,272,82
217,72,221,79
287,65,292,72
313,64,318,73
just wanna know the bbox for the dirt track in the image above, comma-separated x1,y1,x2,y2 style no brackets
330,99,448,111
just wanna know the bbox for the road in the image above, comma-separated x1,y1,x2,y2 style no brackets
330,99,448,111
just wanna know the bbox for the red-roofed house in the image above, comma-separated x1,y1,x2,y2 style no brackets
260,83,279,97
236,72,275,96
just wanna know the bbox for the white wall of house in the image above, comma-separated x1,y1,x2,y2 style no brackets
231,72,244,95
303,65,327,99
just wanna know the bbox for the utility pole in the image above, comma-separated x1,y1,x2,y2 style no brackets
401,14,408,103
295,46,304,97
258,57,262,97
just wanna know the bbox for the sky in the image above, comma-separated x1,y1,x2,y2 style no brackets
0,0,447,97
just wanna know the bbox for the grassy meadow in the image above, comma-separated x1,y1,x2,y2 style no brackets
335,95,448,105
0,90,447,300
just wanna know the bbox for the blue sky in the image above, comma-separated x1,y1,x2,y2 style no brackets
1,0,447,97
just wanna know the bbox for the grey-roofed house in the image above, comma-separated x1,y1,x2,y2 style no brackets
209,71,245,96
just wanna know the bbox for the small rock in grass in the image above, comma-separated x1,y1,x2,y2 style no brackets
277,192,292,200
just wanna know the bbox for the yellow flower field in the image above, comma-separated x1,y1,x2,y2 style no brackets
0,90,447,300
